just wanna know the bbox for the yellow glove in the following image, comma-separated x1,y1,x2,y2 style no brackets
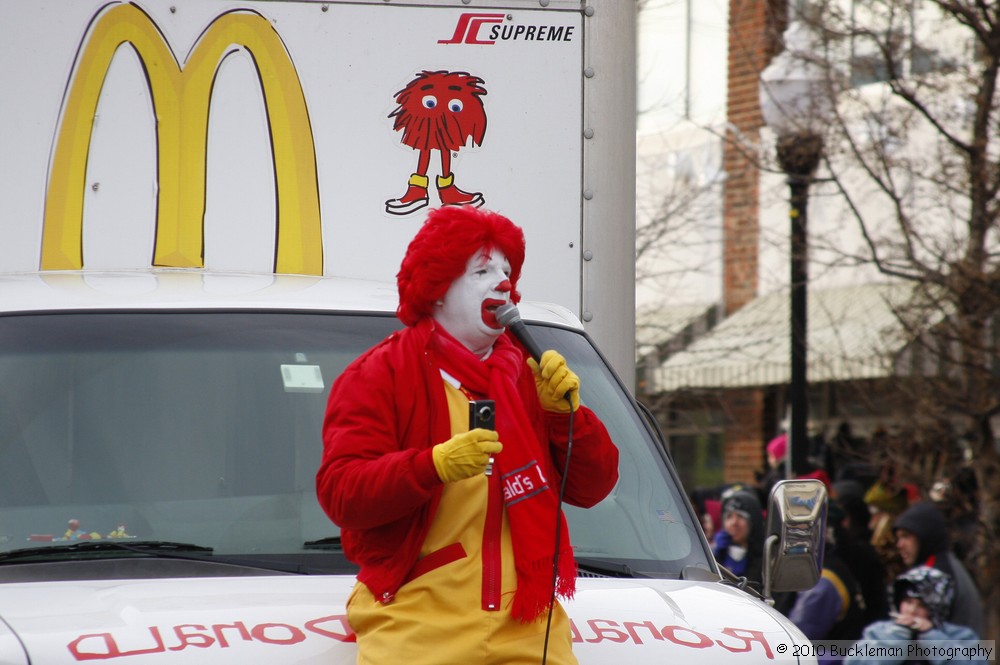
528,350,580,413
432,429,503,483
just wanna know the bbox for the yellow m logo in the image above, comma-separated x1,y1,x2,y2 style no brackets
43,3,322,275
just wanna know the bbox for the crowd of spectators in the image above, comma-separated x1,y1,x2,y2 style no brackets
689,422,985,660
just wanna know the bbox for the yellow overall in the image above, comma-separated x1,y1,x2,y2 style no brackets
346,381,577,665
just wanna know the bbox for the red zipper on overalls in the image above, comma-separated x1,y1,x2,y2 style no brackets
482,468,503,611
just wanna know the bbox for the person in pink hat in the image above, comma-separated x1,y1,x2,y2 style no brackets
755,433,787,503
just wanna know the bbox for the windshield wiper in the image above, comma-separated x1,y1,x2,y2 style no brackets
716,562,765,599
0,540,213,563
303,536,342,551
575,557,648,578
0,538,357,576
0,540,334,575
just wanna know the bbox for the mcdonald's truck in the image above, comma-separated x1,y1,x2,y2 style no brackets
0,1,823,663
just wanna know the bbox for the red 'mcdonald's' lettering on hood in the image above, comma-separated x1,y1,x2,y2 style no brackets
66,614,773,660
572,621,774,657
68,616,355,661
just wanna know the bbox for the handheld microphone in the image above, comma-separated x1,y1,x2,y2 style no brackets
497,304,573,404
495,303,543,362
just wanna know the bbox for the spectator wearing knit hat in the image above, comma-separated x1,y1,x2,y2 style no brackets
864,468,910,581
754,433,788,505
711,488,764,587
767,432,787,468
844,566,984,665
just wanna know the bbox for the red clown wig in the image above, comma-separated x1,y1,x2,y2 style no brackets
397,206,525,326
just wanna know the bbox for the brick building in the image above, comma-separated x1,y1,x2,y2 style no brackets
637,1,929,492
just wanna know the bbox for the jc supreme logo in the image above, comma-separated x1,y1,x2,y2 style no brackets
501,462,549,506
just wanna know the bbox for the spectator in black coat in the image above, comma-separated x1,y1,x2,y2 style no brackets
711,488,765,587
893,501,982,636
834,485,890,625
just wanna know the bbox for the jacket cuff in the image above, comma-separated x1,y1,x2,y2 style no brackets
413,448,443,489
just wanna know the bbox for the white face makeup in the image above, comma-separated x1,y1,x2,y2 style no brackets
434,247,512,356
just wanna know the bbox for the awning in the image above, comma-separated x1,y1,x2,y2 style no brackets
655,282,922,391
636,302,718,361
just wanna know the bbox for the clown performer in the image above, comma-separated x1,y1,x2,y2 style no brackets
384,70,488,215
316,205,619,664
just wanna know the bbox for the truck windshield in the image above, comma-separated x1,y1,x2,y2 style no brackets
0,312,709,578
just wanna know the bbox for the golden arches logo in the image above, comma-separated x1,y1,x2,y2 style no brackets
43,3,323,275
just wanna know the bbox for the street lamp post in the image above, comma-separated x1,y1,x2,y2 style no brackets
759,20,831,476
776,134,822,476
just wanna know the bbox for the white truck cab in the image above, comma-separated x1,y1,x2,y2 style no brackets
0,1,824,662
0,272,822,664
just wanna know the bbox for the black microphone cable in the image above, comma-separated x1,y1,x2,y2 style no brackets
493,304,576,664
541,393,574,665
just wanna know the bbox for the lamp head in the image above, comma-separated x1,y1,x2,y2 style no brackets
758,20,836,138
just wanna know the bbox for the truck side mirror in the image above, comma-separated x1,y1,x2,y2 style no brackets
762,478,827,597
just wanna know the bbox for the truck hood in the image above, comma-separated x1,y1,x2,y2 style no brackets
0,575,805,664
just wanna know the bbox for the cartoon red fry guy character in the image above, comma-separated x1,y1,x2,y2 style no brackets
386,70,487,215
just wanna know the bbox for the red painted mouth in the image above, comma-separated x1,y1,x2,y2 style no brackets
481,299,507,329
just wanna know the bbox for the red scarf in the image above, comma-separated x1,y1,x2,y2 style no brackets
430,325,576,622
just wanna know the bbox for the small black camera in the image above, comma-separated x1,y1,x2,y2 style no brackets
469,400,495,431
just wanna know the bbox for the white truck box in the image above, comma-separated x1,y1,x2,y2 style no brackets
0,1,821,663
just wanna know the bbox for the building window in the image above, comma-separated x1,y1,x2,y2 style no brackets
843,0,958,88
